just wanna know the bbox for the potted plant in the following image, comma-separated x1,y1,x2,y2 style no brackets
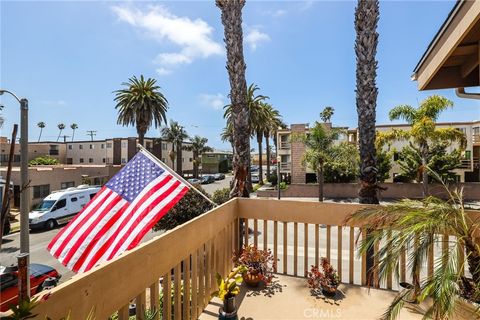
307,258,340,297
233,244,276,287
211,265,247,320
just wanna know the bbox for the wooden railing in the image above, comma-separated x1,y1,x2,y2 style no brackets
279,162,291,171
279,141,291,149
30,198,479,319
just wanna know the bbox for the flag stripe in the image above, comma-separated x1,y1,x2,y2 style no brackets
73,174,175,272
47,150,190,273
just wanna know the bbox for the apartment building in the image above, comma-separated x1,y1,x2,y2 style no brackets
0,136,194,174
278,121,480,184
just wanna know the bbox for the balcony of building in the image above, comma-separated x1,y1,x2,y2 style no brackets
28,198,477,320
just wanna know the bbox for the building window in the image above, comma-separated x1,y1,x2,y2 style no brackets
80,158,84,163
146,142,152,149
101,144,105,149
61,181,75,189
106,157,110,164
121,158,126,164
89,144,94,149
89,158,93,163
465,150,472,159
68,145,72,150
102,158,106,163
79,145,83,149
106,143,112,148
33,184,50,199
66,158,73,164
122,142,127,148
189,158,193,162
162,143,167,150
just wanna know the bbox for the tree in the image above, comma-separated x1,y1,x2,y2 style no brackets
217,0,250,198
56,123,65,142
324,142,359,183
355,0,380,205
161,120,189,175
221,123,234,155
395,142,462,184
70,123,78,142
320,106,334,123
263,103,283,180
29,155,59,166
346,188,480,319
114,75,168,147
0,106,4,128
296,121,342,201
376,150,392,183
184,135,213,178
377,95,466,196
37,122,46,142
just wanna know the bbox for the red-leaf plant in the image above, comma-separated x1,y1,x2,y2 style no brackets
233,244,276,285
307,258,340,289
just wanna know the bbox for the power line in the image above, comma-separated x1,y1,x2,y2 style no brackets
86,130,97,142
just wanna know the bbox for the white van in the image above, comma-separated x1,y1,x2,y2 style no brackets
29,185,101,230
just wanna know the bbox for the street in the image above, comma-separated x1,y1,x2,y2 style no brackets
199,174,232,196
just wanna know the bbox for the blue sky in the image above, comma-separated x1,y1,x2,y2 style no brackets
1,0,479,150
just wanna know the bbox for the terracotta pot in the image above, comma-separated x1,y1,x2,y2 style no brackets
243,270,261,287
321,284,338,297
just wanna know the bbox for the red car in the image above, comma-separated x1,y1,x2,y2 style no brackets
0,264,61,312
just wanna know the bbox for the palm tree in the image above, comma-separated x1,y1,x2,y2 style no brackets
70,123,78,142
114,75,168,147
263,103,283,180
37,122,45,142
161,120,189,174
184,136,213,178
295,121,342,202
0,106,4,129
221,123,234,155
56,123,65,142
217,0,249,198
320,106,334,123
377,95,466,196
346,185,480,319
355,0,380,205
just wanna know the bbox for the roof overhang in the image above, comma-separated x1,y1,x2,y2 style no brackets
413,1,480,91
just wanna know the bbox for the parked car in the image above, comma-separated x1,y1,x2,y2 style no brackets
251,173,260,183
201,175,215,184
187,178,202,185
213,173,225,180
250,165,259,172
0,263,61,312
29,185,101,231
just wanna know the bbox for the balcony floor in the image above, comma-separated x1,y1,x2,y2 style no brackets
200,274,422,320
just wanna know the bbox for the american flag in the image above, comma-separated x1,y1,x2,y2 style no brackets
47,150,189,273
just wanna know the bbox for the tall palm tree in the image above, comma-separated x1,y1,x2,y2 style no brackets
0,106,4,129
355,0,380,205
263,103,283,180
217,0,249,198
70,123,78,142
221,123,234,155
37,122,45,142
161,120,189,174
320,106,334,123
184,135,213,178
114,75,168,147
377,95,466,197
56,123,65,142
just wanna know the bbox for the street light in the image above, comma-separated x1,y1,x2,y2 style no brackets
0,89,30,300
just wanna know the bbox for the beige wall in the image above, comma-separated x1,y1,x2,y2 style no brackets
0,141,67,164
66,141,107,165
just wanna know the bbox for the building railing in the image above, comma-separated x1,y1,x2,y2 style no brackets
30,198,479,319
473,134,480,144
279,141,291,149
279,162,291,171
459,159,472,169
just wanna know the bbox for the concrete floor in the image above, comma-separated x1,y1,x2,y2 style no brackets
200,274,423,320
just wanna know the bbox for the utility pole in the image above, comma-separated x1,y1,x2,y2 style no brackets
86,130,97,141
62,135,70,143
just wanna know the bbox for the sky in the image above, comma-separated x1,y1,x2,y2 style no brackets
1,0,479,150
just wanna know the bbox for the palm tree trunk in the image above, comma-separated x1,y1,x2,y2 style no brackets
176,141,182,175
71,130,75,142
38,128,43,143
57,130,62,142
217,0,249,199
257,133,263,185
318,165,324,202
193,151,199,178
138,130,145,147
265,134,271,180
420,143,429,197
355,0,380,287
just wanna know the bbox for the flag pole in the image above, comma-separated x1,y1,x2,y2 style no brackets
137,144,218,207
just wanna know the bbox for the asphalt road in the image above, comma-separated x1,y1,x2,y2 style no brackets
199,174,232,196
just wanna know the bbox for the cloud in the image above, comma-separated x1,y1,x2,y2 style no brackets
199,93,226,110
40,100,67,107
300,0,315,11
112,4,223,75
272,9,287,17
245,28,270,51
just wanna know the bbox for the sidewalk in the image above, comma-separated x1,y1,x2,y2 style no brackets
8,207,20,234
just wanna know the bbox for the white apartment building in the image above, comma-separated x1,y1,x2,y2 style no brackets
278,121,480,184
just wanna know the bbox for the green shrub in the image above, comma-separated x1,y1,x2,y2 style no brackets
153,186,213,231
28,156,59,166
212,187,230,205
268,173,277,185
279,182,287,190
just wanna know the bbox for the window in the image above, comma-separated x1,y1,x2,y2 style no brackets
122,142,127,148
61,181,75,189
106,143,112,148
33,184,50,199
55,199,66,209
0,273,18,291
89,144,94,149
102,158,106,163
465,150,472,159
66,158,73,164
68,145,72,150
101,144,105,149
89,158,93,163
106,158,110,164
146,142,151,149
79,158,84,163
189,158,193,162
121,158,126,164
162,143,167,150
71,197,78,202
79,145,83,149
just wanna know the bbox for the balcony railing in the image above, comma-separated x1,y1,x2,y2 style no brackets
279,141,291,149
473,134,480,144
29,198,479,319
279,162,291,171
